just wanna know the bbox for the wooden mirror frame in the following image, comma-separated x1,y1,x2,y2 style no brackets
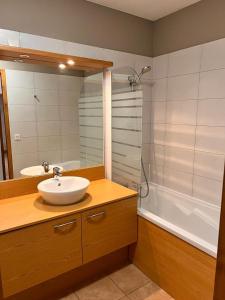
0,45,113,183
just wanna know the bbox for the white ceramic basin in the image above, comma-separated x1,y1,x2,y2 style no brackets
20,165,63,177
37,176,90,205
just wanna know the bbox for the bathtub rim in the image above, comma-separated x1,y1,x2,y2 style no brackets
138,207,217,258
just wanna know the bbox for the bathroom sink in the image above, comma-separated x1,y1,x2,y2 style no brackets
20,165,63,177
37,176,90,205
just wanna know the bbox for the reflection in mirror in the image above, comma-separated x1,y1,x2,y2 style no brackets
0,61,103,180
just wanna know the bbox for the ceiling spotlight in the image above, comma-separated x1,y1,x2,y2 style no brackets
67,59,75,66
59,63,66,70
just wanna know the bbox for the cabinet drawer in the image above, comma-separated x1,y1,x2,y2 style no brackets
0,214,82,297
82,197,137,263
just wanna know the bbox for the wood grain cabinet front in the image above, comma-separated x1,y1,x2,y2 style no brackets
82,197,137,263
0,214,82,298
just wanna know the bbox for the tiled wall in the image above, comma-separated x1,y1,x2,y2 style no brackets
6,69,82,177
150,39,225,207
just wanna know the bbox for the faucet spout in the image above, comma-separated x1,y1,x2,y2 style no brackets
42,161,50,173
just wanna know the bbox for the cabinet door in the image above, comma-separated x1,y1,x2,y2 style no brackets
0,214,82,297
82,197,137,263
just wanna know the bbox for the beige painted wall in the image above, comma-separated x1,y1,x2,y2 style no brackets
0,0,153,57
153,0,225,56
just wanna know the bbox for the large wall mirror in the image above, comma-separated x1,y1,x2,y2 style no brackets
0,46,112,180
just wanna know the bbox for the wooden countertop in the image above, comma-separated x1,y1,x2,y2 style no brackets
0,179,137,234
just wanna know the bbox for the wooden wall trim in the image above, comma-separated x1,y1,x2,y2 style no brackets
0,165,105,200
0,45,113,71
0,69,13,179
213,165,225,300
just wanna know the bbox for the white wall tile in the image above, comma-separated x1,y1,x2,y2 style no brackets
194,151,225,181
149,164,164,185
10,122,37,138
0,29,20,46
7,88,35,105
149,144,164,166
6,70,34,88
60,106,76,121
193,175,222,206
9,105,36,122
199,69,225,99
37,121,60,136
165,124,195,149
195,126,225,154
59,75,82,92
168,45,202,76
61,121,78,135
59,91,79,106
164,168,193,195
152,54,168,79
13,152,39,174
20,33,65,53
164,146,194,173
151,78,167,101
103,49,135,70
166,100,197,125
34,89,59,105
34,73,58,90
37,105,59,121
150,123,165,145
167,74,199,100
38,151,61,164
38,136,61,151
197,99,225,126
11,137,38,154
61,135,77,150
64,41,105,60
201,38,225,71
150,101,166,123
62,149,80,161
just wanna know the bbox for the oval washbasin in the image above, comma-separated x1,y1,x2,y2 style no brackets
20,165,63,177
37,176,90,205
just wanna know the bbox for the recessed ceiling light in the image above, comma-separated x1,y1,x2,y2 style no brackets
67,59,75,66
59,63,66,69
19,54,30,58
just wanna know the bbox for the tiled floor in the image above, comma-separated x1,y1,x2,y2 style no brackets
60,264,174,300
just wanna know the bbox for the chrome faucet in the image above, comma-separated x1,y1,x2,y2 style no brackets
53,167,62,180
42,161,50,173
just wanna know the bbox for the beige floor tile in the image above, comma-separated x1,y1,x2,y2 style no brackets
109,264,150,294
128,282,160,300
75,277,124,300
128,287,173,300
60,292,79,300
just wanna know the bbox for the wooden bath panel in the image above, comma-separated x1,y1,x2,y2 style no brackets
130,216,216,300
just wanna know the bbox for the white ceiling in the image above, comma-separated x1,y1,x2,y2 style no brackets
87,0,201,21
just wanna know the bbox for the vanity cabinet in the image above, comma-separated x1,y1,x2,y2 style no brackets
0,196,137,298
82,197,137,263
0,214,82,297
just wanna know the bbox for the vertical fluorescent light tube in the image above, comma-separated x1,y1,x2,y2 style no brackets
103,70,112,180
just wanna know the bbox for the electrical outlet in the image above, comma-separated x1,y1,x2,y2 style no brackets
14,134,21,141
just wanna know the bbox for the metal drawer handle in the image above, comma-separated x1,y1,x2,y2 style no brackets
87,211,105,220
54,219,77,230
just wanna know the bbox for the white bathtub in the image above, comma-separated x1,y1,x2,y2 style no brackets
58,160,81,171
138,183,220,257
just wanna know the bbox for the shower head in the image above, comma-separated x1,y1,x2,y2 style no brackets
139,65,152,77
